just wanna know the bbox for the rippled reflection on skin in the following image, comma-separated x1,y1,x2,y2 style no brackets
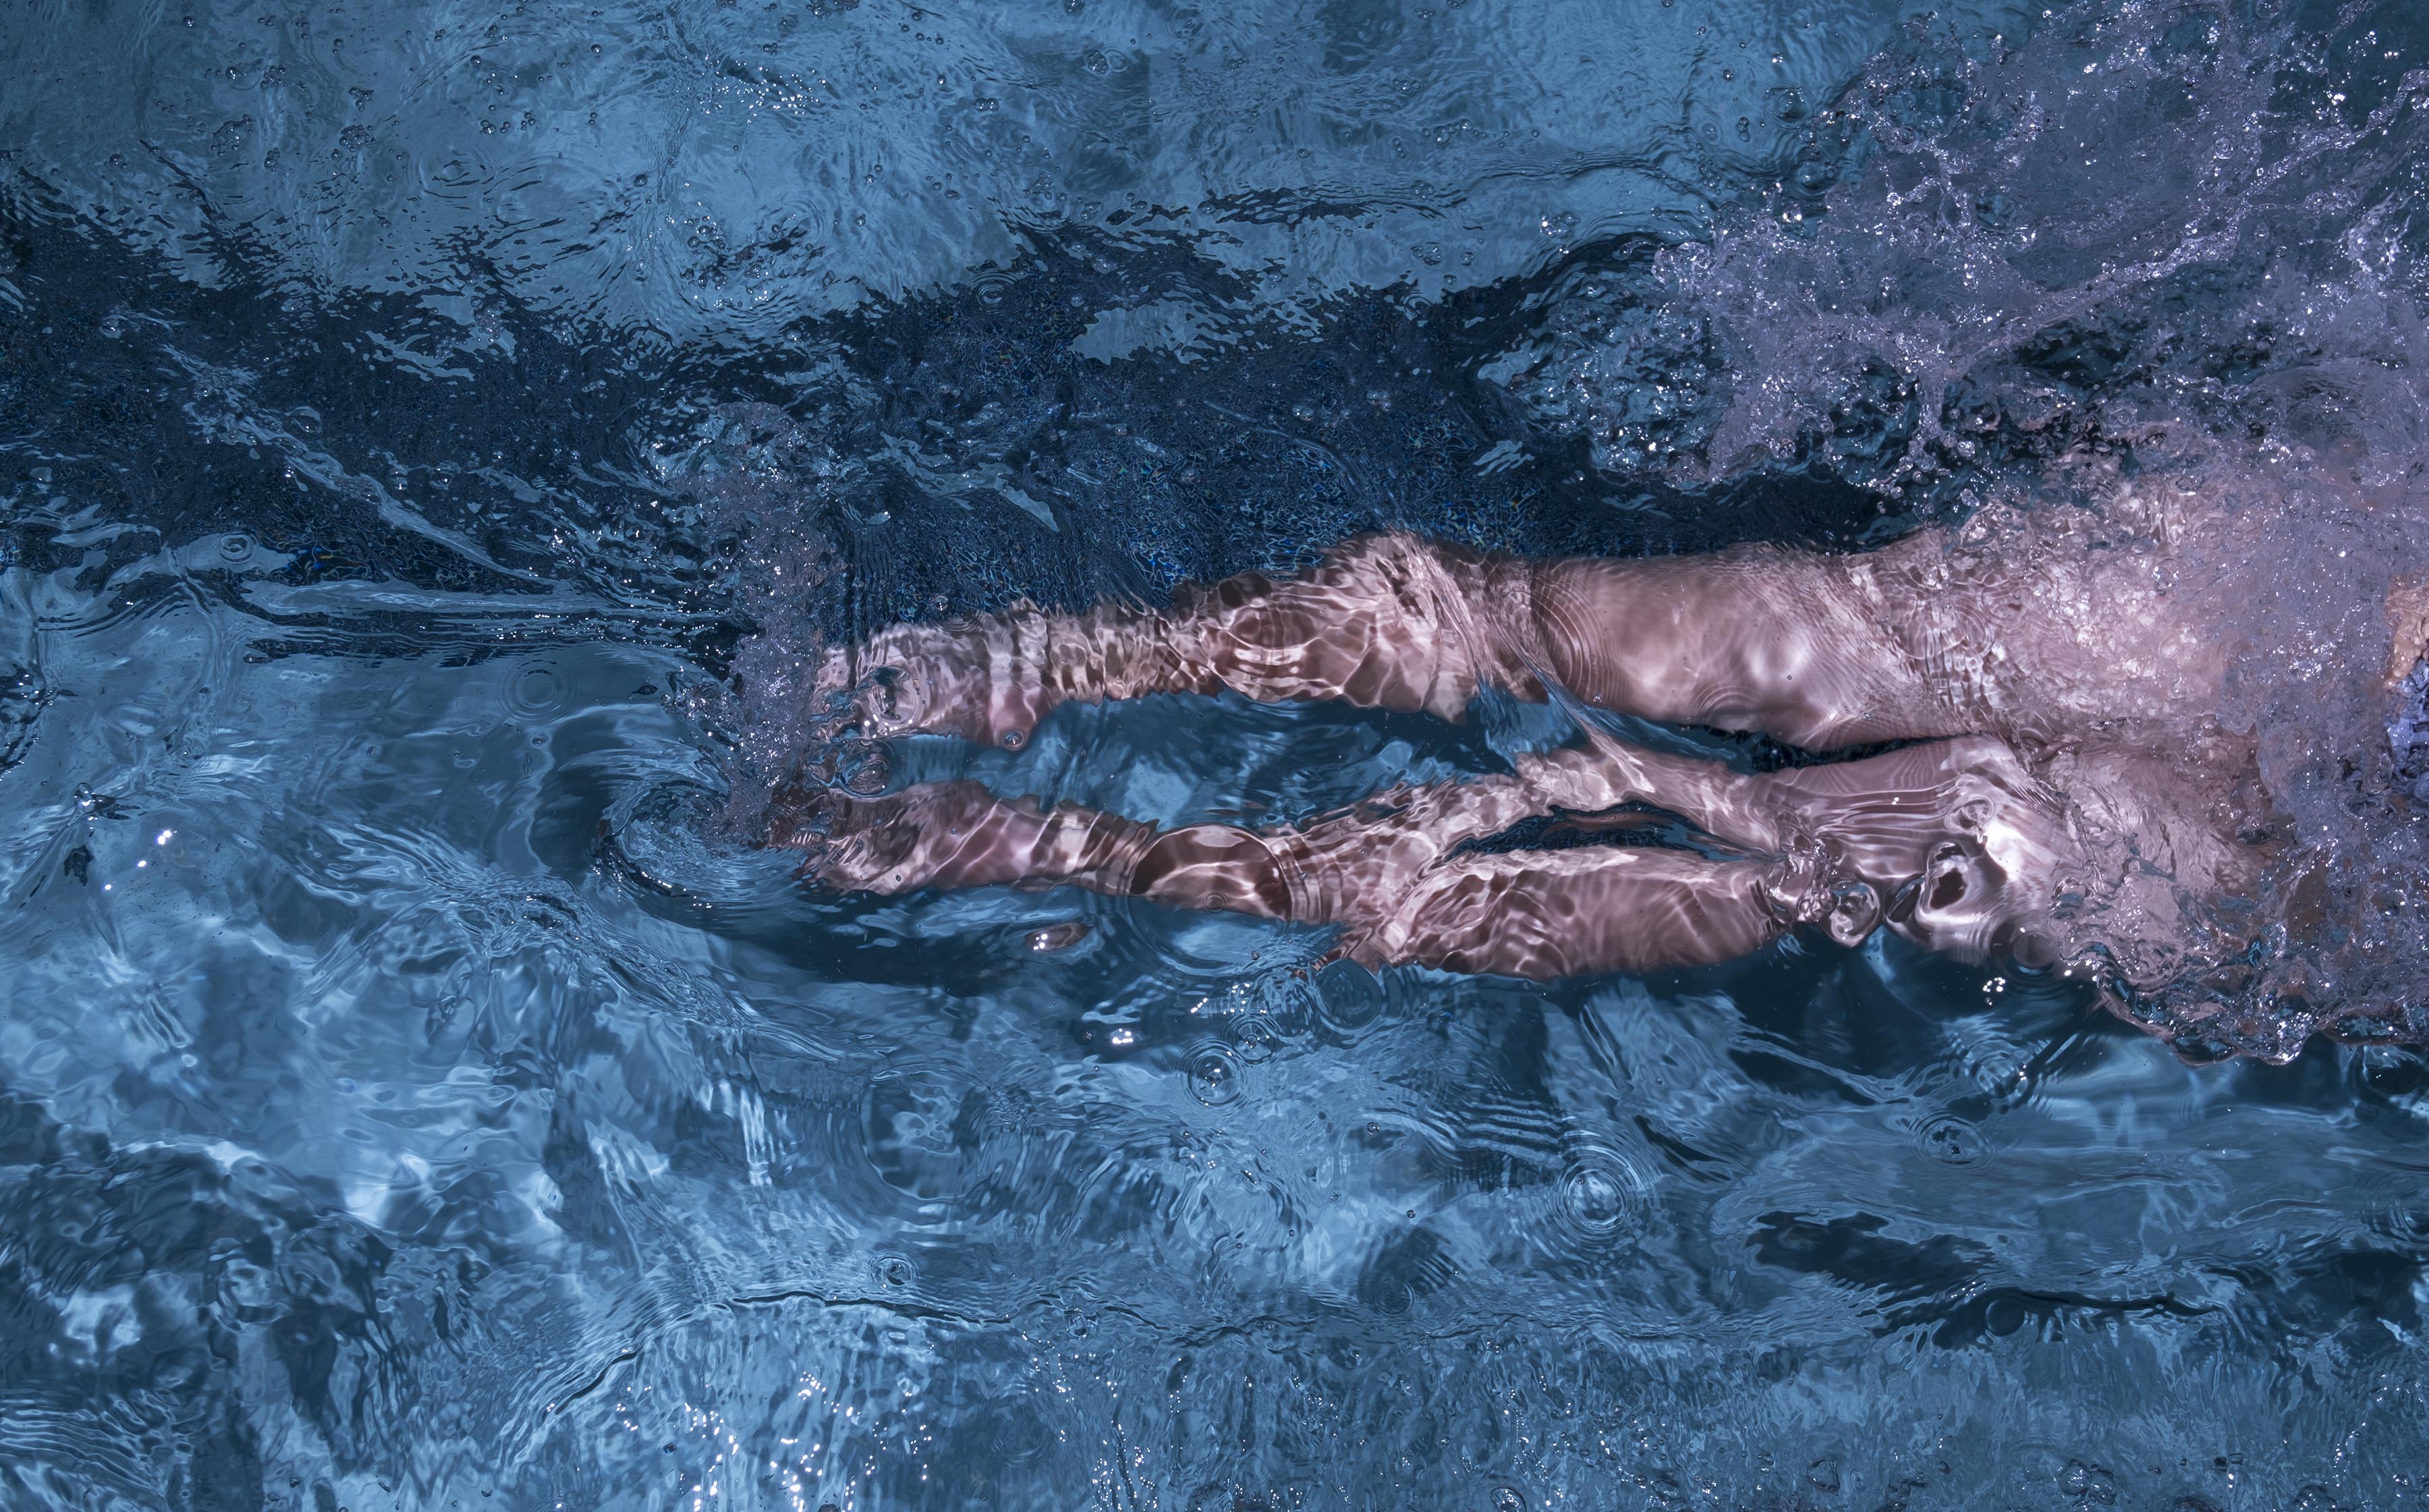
776,482,2372,1044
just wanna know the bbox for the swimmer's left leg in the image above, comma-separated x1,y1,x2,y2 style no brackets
800,530,1972,754
798,534,1536,749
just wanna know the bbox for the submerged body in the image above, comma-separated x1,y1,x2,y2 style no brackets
775,482,2403,1046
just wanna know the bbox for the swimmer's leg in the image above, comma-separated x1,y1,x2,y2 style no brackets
771,780,1163,899
805,533,1538,748
781,778,1808,974
777,733,1766,911
1341,848,1789,976
777,729,2068,959
1307,736,2072,974
777,734,1871,968
808,532,1962,752
1527,544,1962,748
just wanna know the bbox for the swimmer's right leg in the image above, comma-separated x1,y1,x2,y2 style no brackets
776,776,1806,974
805,532,1964,753
775,729,2068,971
773,727,1886,970
775,730,1768,915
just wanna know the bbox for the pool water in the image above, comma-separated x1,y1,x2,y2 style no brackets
5,0,2429,1507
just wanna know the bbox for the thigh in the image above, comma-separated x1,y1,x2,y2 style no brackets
1528,546,1963,750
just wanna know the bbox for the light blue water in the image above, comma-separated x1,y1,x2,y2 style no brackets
5,0,2429,1507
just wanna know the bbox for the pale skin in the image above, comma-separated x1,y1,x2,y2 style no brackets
771,486,2307,986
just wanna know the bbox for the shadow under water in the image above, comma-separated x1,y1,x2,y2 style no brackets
2,0,2429,1507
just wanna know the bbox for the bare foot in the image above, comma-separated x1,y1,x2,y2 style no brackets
775,779,1153,896
770,780,1011,891
806,619,1052,748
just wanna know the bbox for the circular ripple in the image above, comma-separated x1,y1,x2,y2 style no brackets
2362,1170,2429,1248
1233,1014,1281,1064
1314,962,1387,1034
217,532,255,563
1557,1148,1656,1243
506,663,565,720
831,737,892,795
1252,970,1322,1037
1916,1112,1990,1167
1188,1044,1244,1107
864,1071,964,1200
599,782,773,908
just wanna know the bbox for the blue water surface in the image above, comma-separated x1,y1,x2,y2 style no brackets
6,0,2429,1507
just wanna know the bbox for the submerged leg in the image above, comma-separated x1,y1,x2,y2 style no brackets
802,533,1539,748
1340,847,1787,976
777,729,1781,920
772,780,1297,918
777,776,1806,976
775,727,2079,976
804,531,1966,754
1528,547,1961,748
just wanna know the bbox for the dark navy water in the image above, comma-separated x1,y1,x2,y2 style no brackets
7,0,2429,1506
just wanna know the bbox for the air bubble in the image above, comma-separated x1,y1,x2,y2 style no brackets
1558,1150,1654,1241
1233,1014,1281,1063
1188,1044,1243,1107
1917,1112,1988,1167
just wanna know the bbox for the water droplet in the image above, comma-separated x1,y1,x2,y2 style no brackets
1026,920,1090,952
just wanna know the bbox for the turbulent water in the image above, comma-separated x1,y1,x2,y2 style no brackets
7,0,2429,1507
